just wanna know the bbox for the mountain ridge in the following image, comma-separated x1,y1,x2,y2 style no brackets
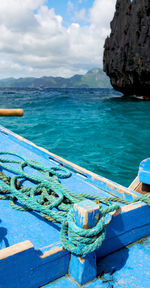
0,68,111,89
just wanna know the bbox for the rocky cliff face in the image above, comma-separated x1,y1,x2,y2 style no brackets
103,0,150,96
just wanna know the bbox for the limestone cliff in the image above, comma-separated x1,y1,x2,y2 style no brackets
103,0,150,96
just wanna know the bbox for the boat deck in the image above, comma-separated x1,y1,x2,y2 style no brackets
43,236,150,288
0,125,138,252
0,125,150,287
130,176,150,195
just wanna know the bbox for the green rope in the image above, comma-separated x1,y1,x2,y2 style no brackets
0,152,150,257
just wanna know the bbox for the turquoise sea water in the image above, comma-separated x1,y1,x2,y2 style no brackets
0,88,150,187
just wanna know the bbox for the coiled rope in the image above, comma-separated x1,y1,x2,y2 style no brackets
0,152,150,257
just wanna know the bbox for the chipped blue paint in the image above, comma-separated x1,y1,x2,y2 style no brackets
96,202,150,259
44,238,150,288
69,252,96,285
138,158,150,184
0,244,69,288
73,200,100,229
0,125,150,287
69,200,99,284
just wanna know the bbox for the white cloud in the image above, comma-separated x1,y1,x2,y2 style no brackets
0,0,116,78
0,0,45,32
73,8,87,22
90,0,116,28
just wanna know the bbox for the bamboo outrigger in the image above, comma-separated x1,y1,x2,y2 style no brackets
0,109,24,117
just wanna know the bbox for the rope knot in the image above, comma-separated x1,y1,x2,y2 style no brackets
0,152,122,257
61,207,106,258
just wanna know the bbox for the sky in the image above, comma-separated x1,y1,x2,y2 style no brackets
0,0,116,79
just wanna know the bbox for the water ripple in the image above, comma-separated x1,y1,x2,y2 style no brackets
0,88,150,187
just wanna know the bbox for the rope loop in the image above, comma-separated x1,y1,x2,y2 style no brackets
60,208,106,257
1,151,150,257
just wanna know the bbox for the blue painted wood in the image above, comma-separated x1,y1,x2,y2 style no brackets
73,199,100,229
69,252,96,285
138,158,150,184
0,125,150,287
69,200,99,284
0,125,139,252
44,237,150,288
96,202,150,259
0,241,69,288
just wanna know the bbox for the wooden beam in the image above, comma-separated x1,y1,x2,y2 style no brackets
0,241,69,288
69,200,99,284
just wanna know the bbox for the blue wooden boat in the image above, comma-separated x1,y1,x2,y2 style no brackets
0,124,149,288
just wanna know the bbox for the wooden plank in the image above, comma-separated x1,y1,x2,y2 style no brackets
134,182,150,194
0,241,69,288
0,202,149,287
128,176,139,190
129,175,150,194
0,240,33,260
96,202,150,259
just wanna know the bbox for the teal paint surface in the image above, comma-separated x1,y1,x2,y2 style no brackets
0,88,150,187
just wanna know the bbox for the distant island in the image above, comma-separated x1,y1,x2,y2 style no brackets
0,68,111,89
